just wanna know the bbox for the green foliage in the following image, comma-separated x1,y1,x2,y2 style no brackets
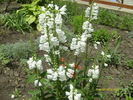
97,9,118,27
71,15,85,34
92,29,112,44
17,0,43,30
3,13,32,34
11,88,21,99
16,0,32,4
96,9,133,31
0,41,38,66
115,81,133,98
118,15,133,31
125,59,133,69
126,95,133,100
108,37,122,65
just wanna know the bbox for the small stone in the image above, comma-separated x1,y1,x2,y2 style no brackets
125,31,129,33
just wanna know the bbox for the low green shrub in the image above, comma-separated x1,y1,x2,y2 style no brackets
71,15,85,34
97,9,118,27
0,41,38,66
115,81,133,98
92,29,112,44
96,9,133,31
3,13,32,33
118,15,133,31
125,59,133,69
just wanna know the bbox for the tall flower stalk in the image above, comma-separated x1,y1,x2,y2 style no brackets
26,2,111,100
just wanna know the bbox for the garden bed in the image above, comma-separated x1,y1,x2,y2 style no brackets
0,0,133,100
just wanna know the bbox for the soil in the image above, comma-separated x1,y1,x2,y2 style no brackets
0,1,133,100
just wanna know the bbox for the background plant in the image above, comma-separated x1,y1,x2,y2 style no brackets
115,81,133,98
2,13,32,33
0,41,38,66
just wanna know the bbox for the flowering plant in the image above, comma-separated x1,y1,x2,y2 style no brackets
26,2,111,100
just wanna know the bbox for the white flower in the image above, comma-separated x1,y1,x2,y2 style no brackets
55,14,62,25
27,57,36,70
89,78,93,82
94,41,100,49
47,69,53,74
85,3,99,20
69,63,75,68
56,29,67,43
52,72,58,81
27,58,43,71
34,80,42,87
74,94,81,100
48,4,54,8
70,38,77,50
41,6,46,11
36,60,43,71
50,35,59,47
101,51,105,56
66,84,81,100
81,33,88,41
59,5,67,15
58,70,67,81
87,65,99,79
82,21,90,30
40,34,47,43
66,69,74,78
106,55,111,58
78,41,86,53
94,43,98,49
39,42,50,52
47,69,58,81
44,54,51,63
85,7,90,18
39,14,46,26
47,20,54,29
104,63,108,67
55,5,59,10
11,94,15,99
55,50,60,55
58,66,67,81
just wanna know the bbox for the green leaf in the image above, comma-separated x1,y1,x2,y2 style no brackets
27,74,36,83
25,15,36,25
28,89,41,96
37,24,42,31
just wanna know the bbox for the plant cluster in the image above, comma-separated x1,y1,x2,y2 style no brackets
0,41,37,66
25,2,113,100
125,59,133,69
16,0,54,31
115,81,133,98
96,9,133,31
2,13,32,33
